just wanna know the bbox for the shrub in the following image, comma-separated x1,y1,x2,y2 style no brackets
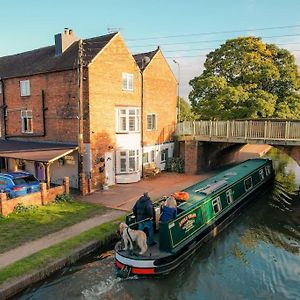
55,193,73,203
13,203,37,214
165,157,185,173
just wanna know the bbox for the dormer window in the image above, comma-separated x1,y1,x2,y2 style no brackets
122,73,133,91
20,80,30,97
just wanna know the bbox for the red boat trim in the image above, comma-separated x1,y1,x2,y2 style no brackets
131,267,155,275
115,259,124,269
115,259,155,275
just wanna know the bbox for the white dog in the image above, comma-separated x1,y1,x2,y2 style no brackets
119,222,148,255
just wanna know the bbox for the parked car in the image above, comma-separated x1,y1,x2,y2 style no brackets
0,171,40,198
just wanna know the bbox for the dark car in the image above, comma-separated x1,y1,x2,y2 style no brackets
0,171,40,198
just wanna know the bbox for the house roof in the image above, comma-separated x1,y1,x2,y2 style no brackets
133,48,159,71
0,140,78,163
0,32,117,79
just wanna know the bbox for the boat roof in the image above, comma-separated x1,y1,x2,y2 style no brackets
179,159,270,210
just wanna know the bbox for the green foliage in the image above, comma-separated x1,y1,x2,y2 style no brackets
13,203,38,214
55,193,73,203
189,37,300,119
165,157,185,173
177,97,196,121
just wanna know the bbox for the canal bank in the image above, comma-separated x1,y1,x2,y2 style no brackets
0,173,207,299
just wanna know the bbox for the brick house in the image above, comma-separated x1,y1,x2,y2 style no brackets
0,29,177,193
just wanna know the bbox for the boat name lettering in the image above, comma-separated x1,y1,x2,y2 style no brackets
179,213,197,228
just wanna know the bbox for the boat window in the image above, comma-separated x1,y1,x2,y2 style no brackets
259,169,264,181
212,197,221,214
265,165,271,176
226,189,233,204
244,177,253,191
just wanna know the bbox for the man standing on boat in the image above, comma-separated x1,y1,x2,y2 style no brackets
133,192,156,246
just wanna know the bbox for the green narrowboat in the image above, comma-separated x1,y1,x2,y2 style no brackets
115,158,274,276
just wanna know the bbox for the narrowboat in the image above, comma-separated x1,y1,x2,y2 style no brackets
115,158,274,276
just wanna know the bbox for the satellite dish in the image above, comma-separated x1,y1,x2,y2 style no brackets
142,56,151,68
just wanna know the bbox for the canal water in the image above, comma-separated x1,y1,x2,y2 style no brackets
17,148,300,300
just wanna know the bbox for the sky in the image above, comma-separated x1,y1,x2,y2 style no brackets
1,0,300,99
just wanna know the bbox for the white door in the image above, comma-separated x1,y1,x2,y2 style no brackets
105,152,115,186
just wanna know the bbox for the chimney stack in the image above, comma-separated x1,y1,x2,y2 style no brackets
55,28,79,56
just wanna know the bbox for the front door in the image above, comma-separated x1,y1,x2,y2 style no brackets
104,152,115,186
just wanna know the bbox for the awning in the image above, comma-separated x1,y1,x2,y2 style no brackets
0,140,78,163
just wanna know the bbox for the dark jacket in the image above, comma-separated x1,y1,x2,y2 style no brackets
133,195,154,221
160,206,177,222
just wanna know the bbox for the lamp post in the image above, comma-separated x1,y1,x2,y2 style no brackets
173,59,180,123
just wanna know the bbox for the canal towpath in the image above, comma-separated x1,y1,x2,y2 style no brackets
0,173,206,270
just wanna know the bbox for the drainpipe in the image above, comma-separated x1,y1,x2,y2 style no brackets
5,89,47,138
141,70,144,178
0,78,7,138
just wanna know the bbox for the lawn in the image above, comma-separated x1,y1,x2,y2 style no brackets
0,199,107,254
0,215,124,286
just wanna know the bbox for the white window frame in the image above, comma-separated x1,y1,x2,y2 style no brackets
116,107,140,133
117,149,139,174
146,113,157,131
161,148,168,162
226,189,233,204
244,177,253,192
0,81,2,94
122,72,133,91
259,169,265,181
212,197,221,214
150,150,155,162
21,110,33,133
20,80,30,97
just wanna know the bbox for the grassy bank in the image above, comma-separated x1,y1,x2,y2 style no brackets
0,215,124,286
0,200,106,253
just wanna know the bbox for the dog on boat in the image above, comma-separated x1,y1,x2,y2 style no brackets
119,222,148,255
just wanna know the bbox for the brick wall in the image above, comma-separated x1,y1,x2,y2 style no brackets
183,141,199,174
0,177,69,216
1,70,78,143
142,50,177,146
87,33,142,188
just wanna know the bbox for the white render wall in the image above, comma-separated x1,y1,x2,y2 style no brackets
143,142,174,171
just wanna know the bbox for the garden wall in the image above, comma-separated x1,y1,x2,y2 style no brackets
0,177,69,216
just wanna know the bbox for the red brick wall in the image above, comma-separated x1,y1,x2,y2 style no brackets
183,141,199,174
2,70,78,143
0,179,69,216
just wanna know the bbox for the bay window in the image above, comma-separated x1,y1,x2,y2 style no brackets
117,149,139,174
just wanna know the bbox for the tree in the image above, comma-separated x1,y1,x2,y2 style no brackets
189,37,300,120
177,97,195,122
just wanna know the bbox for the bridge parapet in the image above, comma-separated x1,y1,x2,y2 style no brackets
176,120,300,146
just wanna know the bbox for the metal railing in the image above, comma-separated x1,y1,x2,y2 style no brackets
175,120,300,142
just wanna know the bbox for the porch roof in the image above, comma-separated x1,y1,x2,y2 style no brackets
0,140,78,163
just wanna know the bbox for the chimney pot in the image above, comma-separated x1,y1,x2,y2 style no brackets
55,28,78,56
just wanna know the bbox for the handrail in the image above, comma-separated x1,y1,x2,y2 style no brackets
175,120,300,141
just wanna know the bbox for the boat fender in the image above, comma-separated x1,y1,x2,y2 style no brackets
173,191,189,201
